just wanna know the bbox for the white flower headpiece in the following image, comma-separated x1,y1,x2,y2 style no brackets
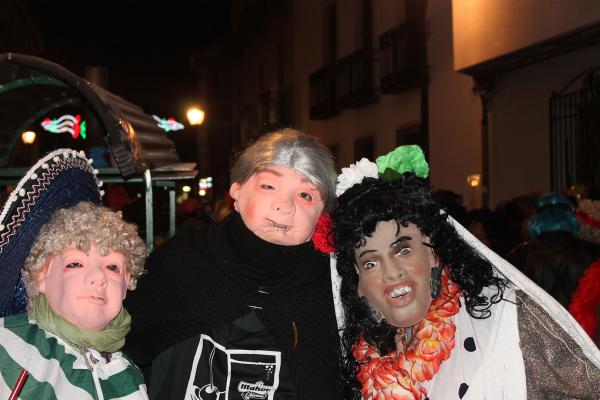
335,145,430,197
335,158,378,197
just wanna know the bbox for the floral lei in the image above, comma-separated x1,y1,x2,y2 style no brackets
353,270,461,400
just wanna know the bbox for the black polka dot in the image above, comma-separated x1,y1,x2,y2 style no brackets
463,337,476,352
424,398,429,400
458,383,469,398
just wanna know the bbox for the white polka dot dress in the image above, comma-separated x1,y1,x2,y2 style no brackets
423,297,496,399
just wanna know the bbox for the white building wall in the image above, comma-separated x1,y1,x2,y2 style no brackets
292,0,326,136
428,0,482,209
337,0,362,58
292,0,422,169
450,0,600,207
374,0,406,35
291,0,482,208
489,45,600,206
232,0,600,211
452,0,600,71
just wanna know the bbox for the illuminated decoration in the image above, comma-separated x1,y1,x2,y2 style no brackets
186,107,205,126
152,115,185,132
182,185,191,193
21,131,36,144
467,174,481,188
199,177,213,190
41,114,87,140
198,177,212,197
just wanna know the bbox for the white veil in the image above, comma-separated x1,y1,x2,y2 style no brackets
329,214,600,368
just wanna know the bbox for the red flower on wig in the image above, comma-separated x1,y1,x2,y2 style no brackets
311,213,335,254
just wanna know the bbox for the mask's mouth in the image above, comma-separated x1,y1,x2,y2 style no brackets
384,281,416,300
79,295,105,304
268,219,290,232
388,286,412,299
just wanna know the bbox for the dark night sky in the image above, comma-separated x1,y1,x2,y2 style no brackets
26,0,230,118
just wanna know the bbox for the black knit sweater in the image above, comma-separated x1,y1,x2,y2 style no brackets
124,212,344,399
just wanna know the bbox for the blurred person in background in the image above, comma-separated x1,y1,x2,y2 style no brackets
569,196,600,345
577,198,600,245
468,208,513,257
508,193,600,308
213,193,235,222
435,189,469,228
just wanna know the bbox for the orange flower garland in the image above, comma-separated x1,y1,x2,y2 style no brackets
353,269,461,400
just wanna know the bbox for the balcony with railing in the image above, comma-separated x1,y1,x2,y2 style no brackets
258,88,294,128
337,48,377,109
379,23,427,93
309,65,339,119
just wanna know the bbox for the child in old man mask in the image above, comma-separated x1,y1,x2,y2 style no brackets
0,150,148,400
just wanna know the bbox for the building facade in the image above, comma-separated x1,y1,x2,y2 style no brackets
209,0,600,208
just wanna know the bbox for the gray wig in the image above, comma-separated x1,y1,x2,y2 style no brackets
230,128,337,211
23,201,147,300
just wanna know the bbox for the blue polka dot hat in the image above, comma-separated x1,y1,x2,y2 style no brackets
0,149,103,317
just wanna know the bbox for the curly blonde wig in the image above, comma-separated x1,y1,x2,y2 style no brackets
23,201,147,300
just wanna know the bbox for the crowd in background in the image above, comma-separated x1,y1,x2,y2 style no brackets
440,189,600,343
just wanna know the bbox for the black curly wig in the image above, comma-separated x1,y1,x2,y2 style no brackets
331,173,505,399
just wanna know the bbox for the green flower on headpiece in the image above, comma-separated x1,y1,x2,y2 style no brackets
375,145,429,181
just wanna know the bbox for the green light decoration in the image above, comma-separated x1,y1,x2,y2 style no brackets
153,115,184,132
40,114,87,140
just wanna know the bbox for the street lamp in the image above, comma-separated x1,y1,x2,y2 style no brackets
186,107,205,126
467,174,481,188
186,106,207,176
21,130,36,144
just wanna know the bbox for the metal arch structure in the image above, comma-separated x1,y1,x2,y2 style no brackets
0,52,184,175
0,53,197,250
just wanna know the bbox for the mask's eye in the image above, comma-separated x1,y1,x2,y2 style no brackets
299,192,313,202
65,262,83,269
106,264,121,273
260,184,275,190
395,247,412,257
362,260,378,270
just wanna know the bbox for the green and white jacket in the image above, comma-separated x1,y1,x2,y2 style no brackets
0,313,148,400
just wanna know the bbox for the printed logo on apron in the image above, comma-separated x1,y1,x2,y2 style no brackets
185,334,281,400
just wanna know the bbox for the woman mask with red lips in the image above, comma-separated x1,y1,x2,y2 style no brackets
354,221,436,329
330,145,600,400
